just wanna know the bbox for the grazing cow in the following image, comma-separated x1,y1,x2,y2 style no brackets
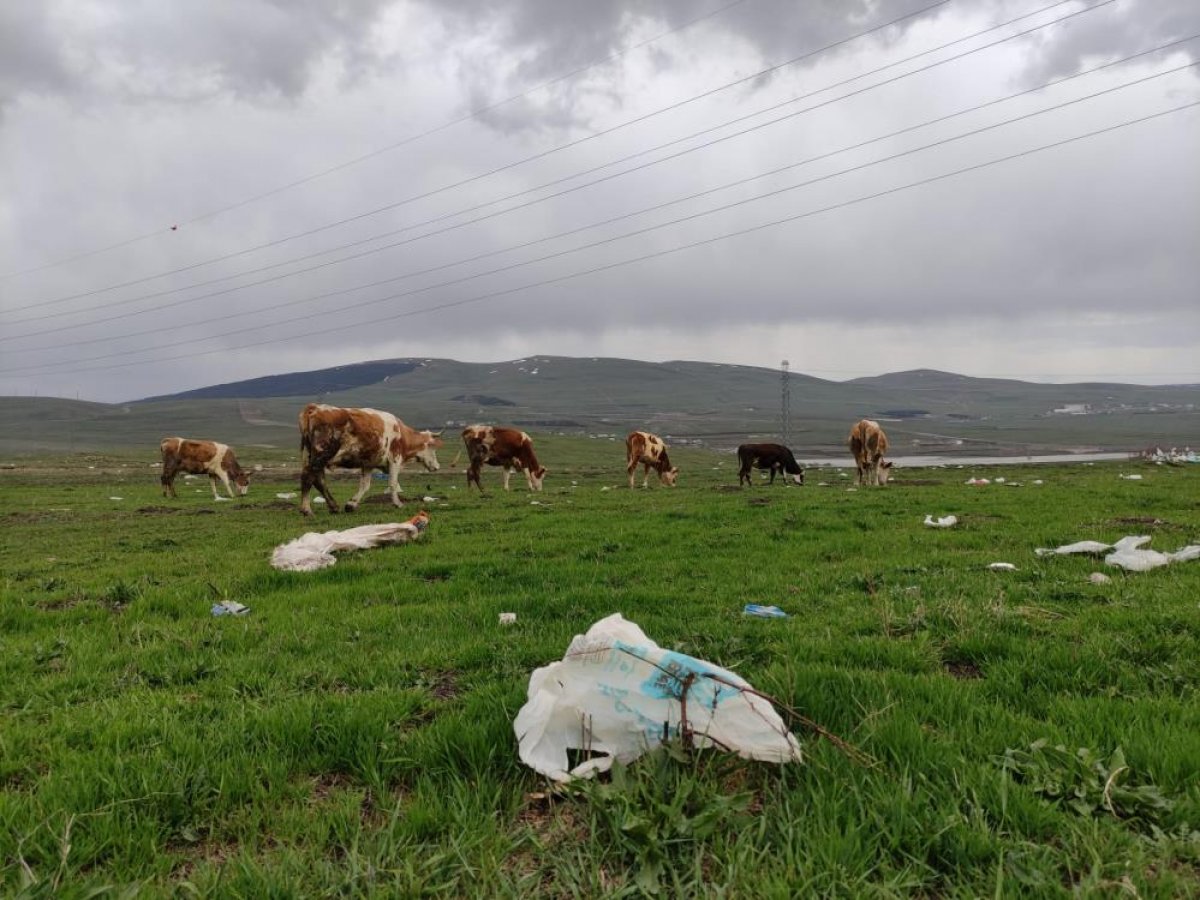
298,404,443,515
626,431,678,489
461,425,546,492
848,419,892,486
736,443,804,487
160,437,251,500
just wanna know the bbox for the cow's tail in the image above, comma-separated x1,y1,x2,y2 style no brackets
450,449,463,468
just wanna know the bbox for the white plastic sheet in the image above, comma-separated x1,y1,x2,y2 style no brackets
1035,535,1200,572
270,512,430,572
923,515,958,528
514,614,801,782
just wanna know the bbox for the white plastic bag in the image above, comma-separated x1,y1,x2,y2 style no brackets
270,512,429,572
923,515,958,528
514,614,801,782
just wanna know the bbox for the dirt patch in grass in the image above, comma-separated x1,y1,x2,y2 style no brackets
1105,516,1185,531
747,497,771,506
422,670,459,700
711,485,742,493
170,838,240,881
943,660,983,680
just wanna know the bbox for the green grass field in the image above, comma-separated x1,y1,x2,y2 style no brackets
2,441,1198,897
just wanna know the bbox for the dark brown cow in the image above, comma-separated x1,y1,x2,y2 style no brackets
160,437,251,500
626,431,678,488
737,443,804,486
461,425,546,492
848,419,892,486
299,404,443,515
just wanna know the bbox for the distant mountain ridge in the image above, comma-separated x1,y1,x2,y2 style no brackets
1,356,1195,455
138,360,421,401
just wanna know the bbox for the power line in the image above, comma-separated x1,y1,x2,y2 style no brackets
1,0,960,313
6,57,1190,355
6,100,1194,379
4,0,1113,326
0,0,758,282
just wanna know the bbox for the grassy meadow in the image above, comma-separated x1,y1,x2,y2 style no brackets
1,439,1198,897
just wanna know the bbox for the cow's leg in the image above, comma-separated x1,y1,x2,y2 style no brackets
524,468,536,491
208,474,222,500
217,470,237,499
467,463,482,492
345,468,373,512
627,459,637,490
316,469,340,512
769,464,778,485
502,467,513,491
642,464,651,489
387,460,403,508
161,462,180,498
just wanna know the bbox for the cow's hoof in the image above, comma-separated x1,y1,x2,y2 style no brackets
300,508,313,517
343,502,357,513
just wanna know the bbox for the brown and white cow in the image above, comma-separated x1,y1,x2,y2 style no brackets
461,425,546,492
737,443,804,486
626,431,678,489
160,437,251,500
848,419,893,486
298,403,443,515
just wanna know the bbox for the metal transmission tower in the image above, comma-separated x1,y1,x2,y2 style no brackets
780,360,791,445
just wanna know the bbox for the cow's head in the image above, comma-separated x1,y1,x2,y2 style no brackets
878,461,893,485
234,469,251,496
662,466,679,487
414,431,444,472
792,469,805,486
529,466,547,491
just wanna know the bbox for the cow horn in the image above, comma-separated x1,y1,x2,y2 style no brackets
430,428,445,437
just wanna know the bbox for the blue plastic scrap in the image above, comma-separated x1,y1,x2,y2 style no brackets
743,604,788,618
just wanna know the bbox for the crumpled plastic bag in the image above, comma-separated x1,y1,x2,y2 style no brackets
924,515,958,528
514,614,801,782
270,511,429,572
1035,535,1200,572
1104,536,1200,572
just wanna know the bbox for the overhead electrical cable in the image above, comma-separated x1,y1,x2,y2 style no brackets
5,57,1191,355
0,0,757,281
2,0,962,312
5,0,1108,323
5,100,1195,379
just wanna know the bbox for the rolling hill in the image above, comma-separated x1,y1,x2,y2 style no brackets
0,357,1196,456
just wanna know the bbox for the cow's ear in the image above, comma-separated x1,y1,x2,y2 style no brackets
883,461,894,468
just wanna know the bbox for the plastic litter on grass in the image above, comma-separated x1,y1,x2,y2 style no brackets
270,511,430,572
514,614,801,782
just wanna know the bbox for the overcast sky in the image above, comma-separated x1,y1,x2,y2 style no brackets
1,0,1197,401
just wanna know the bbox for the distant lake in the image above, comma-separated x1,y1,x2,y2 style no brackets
798,452,1133,468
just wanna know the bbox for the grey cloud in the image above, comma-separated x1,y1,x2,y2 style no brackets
0,0,396,110
426,0,1200,136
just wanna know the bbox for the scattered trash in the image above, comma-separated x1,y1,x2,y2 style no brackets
1118,474,1143,481
275,492,297,500
313,497,326,504
600,486,611,492
846,488,857,492
965,478,990,486
1035,540,1116,557
1032,479,1044,485
1088,572,1111,585
1036,535,1200,572
530,500,543,506
988,562,1018,571
213,496,231,502
421,495,438,502
817,481,829,486
109,496,123,501
499,612,517,625
211,600,250,616
743,604,788,618
1105,536,1200,572
514,614,802,782
923,515,958,528
270,511,430,572
994,477,1006,484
